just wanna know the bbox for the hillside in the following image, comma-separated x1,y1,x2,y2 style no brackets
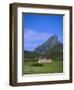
34,35,63,60
24,35,63,60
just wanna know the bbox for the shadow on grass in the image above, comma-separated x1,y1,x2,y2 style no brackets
31,63,43,67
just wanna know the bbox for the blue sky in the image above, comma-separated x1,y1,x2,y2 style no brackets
23,13,63,51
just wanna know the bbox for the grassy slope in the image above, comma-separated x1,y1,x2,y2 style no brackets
24,60,63,74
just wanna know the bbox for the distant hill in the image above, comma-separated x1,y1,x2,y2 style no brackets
24,50,40,61
34,35,62,53
34,35,63,60
24,35,63,60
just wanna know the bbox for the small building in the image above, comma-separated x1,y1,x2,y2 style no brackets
38,56,52,63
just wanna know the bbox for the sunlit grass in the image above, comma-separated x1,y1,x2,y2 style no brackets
24,60,63,74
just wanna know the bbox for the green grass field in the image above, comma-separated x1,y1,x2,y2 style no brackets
24,60,63,74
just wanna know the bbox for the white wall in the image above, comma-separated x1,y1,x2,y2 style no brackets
0,0,74,90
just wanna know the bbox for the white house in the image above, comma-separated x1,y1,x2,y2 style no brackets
38,57,52,63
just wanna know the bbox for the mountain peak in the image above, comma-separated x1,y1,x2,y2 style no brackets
34,35,62,54
47,35,58,46
49,35,57,40
47,34,57,41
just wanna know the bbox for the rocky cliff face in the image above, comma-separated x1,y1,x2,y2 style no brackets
34,35,63,54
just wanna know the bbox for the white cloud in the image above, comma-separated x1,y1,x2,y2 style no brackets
24,29,52,51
